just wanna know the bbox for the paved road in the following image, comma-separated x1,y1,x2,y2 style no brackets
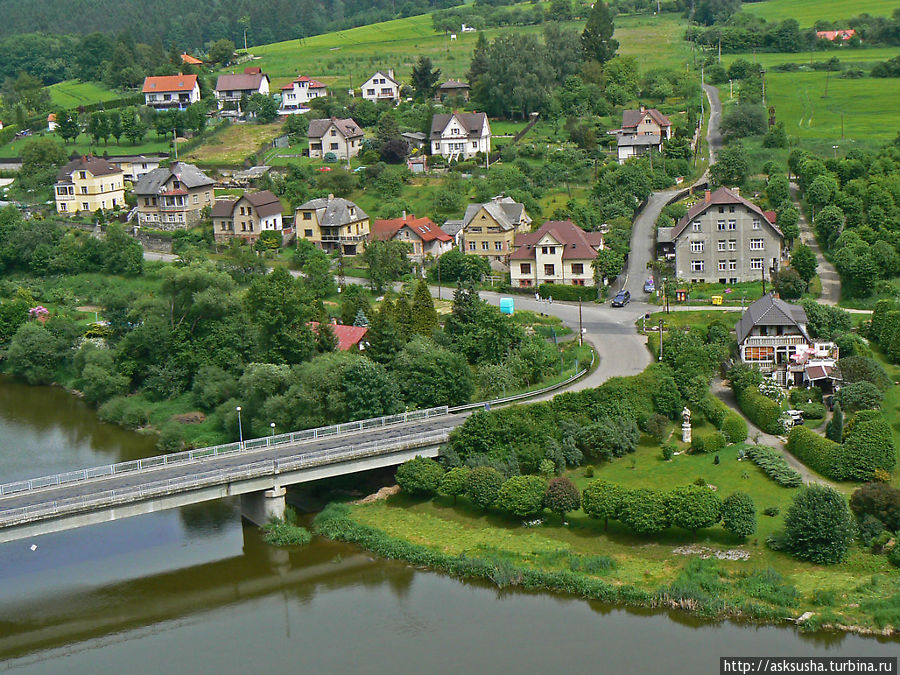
704,84,723,166
790,183,840,306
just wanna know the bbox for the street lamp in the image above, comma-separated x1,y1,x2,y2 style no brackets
832,144,839,159
236,406,244,449
270,422,276,439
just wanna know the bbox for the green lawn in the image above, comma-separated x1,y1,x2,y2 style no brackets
0,130,171,159
47,80,121,109
741,0,900,25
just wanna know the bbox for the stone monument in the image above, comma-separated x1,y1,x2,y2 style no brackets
681,406,692,444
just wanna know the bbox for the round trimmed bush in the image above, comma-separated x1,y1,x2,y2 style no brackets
544,476,581,519
619,488,671,535
395,456,444,497
721,414,748,443
667,485,722,534
785,486,856,564
582,480,624,529
439,466,470,503
465,466,504,510
495,475,547,517
722,492,757,538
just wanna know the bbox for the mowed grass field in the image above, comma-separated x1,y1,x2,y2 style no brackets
181,121,287,164
236,12,694,90
0,131,171,159
47,80,121,109
741,0,900,25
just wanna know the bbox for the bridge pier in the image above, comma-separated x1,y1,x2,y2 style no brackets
240,486,286,527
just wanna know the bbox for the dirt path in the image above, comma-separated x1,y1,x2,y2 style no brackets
790,183,840,306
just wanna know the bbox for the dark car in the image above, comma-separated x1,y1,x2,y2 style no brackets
611,290,631,307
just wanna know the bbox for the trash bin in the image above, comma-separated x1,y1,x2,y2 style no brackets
499,297,514,315
675,289,688,302
711,295,723,305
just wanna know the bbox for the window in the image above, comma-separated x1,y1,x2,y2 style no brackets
330,129,337,136
81,186,88,195
303,212,312,220
240,206,245,215
744,346,774,362
728,240,737,251
468,242,476,251
691,260,704,272
691,241,704,253
330,143,339,150
481,241,489,250
729,260,737,271
752,219,761,230
718,206,725,213
79,171,86,179
728,220,736,230
717,220,726,231
572,279,585,286
729,205,736,213
366,89,375,95
304,229,313,237
718,260,727,271
749,239,765,250
691,221,701,232
495,242,503,251
571,263,584,274
717,240,727,252
59,203,67,212
82,202,89,211
750,258,764,270
544,264,555,276
520,263,531,274
193,194,199,204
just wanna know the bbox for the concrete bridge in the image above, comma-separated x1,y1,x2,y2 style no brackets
0,407,460,544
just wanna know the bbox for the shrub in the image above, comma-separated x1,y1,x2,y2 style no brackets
692,431,727,454
262,511,313,546
763,506,780,517
537,283,597,302
544,476,581,519
576,417,640,461
667,485,722,534
746,445,803,488
495,475,547,517
661,443,676,461
834,382,884,413
849,482,900,532
643,413,669,442
698,393,729,428
619,488,671,535
584,464,594,477
836,356,892,391
797,402,826,420
98,395,151,428
721,414,748,443
790,387,823,406
438,466,470,503
582,480,624,529
395,456,444,497
722,492,757,538
841,412,896,481
156,423,184,452
785,426,842,480
736,387,784,435
465,466,504,509
784,486,856,565
889,545,900,569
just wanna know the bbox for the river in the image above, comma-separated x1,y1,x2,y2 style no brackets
0,377,896,673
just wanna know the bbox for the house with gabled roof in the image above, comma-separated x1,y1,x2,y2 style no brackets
133,162,215,229
657,187,784,285
211,190,285,244
142,74,200,110
181,53,203,66
816,29,857,43
510,220,604,288
372,213,453,260
308,321,369,351
279,76,327,113
307,117,364,160
54,155,125,215
430,111,491,160
214,68,270,110
361,70,400,103
458,195,532,268
436,79,470,102
621,106,672,139
295,194,369,255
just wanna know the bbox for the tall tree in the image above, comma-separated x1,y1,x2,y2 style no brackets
367,298,405,364
55,111,80,144
411,279,438,336
790,244,818,287
107,110,123,144
244,266,316,364
582,1,618,64
88,111,109,144
466,32,490,88
410,56,441,101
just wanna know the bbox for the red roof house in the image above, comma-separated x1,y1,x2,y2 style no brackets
372,213,453,258
309,322,369,351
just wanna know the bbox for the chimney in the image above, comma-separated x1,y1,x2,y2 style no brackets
327,193,334,200
704,189,711,203
640,104,645,112
388,68,395,80
402,210,407,220
732,186,740,196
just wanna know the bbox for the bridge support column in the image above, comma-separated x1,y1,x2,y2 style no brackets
240,486,286,527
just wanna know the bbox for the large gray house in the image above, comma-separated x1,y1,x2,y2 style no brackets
657,187,783,284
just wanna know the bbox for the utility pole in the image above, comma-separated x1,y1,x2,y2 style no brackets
762,69,767,108
718,37,721,63
437,259,441,300
578,298,583,347
173,129,178,159
658,320,664,361
761,263,766,295
244,29,248,52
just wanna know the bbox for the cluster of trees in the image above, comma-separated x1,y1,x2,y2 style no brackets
863,300,900,365
850,481,900,565
780,485,857,565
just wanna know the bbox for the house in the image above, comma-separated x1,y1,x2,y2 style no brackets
372,213,453,260
108,155,163,182
430,112,491,160
436,79,470,102
616,134,662,164
54,155,125,215
307,117,364,160
181,53,203,66
510,220,604,288
361,70,400,103
211,190,285,244
133,162,215,229
401,131,427,151
214,68,270,110
816,29,857,43
407,155,427,174
621,106,672,139
737,294,838,387
142,74,200,110
458,195,532,267
308,321,369,351
47,113,57,132
295,194,369,255
657,187,784,284
279,76,327,113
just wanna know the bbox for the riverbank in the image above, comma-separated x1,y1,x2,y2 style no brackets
315,481,900,636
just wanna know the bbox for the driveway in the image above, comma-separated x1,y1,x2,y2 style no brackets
790,183,840,305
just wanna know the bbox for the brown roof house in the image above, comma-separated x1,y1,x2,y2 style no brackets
616,106,672,164
372,213,453,260
212,190,285,244
295,195,369,255
458,195,532,268
133,162,215,229
214,67,271,111
657,187,784,284
510,220,604,288
430,112,491,160
308,118,364,160
54,155,125,215
436,79,470,102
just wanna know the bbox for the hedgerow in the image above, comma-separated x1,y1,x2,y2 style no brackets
746,445,803,488
736,387,784,435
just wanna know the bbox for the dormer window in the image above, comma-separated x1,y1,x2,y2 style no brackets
173,180,180,189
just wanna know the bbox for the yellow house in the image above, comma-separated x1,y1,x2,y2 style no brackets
295,194,369,256
457,195,532,267
54,155,125,215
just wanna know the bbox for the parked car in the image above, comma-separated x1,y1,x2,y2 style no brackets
611,290,631,307
643,278,655,293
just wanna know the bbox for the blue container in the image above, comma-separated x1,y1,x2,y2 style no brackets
499,297,514,315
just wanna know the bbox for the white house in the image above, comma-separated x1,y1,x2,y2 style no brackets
361,70,400,103
214,67,270,110
142,75,201,110
430,112,491,160
307,118,364,160
279,76,328,113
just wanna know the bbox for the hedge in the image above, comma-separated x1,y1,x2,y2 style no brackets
840,413,896,481
691,431,727,454
698,393,729,428
736,387,784,435
721,414,748,443
746,445,803,488
797,402,826,420
537,283,598,302
785,427,843,480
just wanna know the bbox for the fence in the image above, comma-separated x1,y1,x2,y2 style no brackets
0,429,450,527
0,406,448,498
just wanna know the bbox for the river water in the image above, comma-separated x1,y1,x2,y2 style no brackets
0,377,896,673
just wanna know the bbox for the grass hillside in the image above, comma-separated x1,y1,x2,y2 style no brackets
47,80,121,109
741,0,900,25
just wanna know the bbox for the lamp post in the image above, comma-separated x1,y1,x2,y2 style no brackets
270,422,276,439
236,406,244,449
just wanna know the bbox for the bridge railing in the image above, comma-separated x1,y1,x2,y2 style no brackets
0,406,449,498
0,429,450,527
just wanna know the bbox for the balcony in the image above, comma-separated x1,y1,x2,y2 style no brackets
159,202,188,211
320,234,368,243
55,193,74,201
742,335,808,347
